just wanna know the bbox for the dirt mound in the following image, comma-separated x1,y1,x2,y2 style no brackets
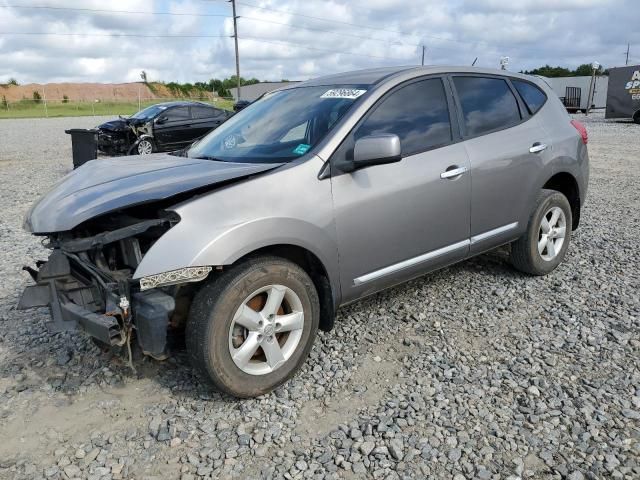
0,82,213,102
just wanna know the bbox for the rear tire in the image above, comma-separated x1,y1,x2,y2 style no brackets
186,256,320,398
633,111,640,125
510,189,572,276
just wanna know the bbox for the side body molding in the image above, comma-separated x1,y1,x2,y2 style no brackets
133,157,342,303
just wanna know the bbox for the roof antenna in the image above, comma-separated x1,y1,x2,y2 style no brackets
471,57,478,66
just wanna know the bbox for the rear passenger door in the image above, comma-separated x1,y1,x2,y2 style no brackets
191,105,228,139
450,75,552,254
331,77,471,302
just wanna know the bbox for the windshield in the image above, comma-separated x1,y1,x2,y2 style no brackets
130,104,169,120
187,85,367,163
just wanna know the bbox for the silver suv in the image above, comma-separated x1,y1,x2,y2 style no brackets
20,66,589,398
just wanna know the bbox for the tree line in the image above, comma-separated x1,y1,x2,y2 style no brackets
522,64,607,77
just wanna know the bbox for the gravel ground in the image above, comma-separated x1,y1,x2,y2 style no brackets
0,113,638,480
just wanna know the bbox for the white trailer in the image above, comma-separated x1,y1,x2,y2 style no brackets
542,76,609,112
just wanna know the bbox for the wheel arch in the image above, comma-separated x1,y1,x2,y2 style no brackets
129,134,155,155
542,171,581,230
228,244,336,332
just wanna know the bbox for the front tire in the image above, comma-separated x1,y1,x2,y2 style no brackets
510,189,572,275
136,138,154,155
186,256,320,398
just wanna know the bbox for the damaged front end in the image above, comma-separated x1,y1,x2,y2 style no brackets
18,154,285,362
97,118,150,156
19,212,187,360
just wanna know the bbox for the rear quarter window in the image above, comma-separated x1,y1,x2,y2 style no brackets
453,76,522,137
512,80,547,115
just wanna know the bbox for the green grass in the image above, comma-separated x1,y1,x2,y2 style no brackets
0,98,234,119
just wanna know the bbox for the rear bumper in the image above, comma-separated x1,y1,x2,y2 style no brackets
19,249,174,358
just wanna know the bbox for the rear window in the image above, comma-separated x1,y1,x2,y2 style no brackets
513,80,547,114
191,106,216,119
453,76,521,136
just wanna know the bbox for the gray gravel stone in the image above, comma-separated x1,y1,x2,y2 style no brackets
389,439,404,461
0,112,639,480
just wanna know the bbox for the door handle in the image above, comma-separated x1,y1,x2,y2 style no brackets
440,165,468,179
529,142,547,153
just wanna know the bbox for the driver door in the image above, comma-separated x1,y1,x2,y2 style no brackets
330,77,471,302
153,106,191,148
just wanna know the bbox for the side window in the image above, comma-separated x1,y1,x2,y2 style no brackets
453,76,521,136
355,78,452,156
512,80,547,115
191,106,216,119
164,107,190,122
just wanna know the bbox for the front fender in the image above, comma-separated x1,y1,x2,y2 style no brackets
132,157,340,300
134,216,337,279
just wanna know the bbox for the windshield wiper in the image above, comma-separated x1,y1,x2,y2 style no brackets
192,155,225,162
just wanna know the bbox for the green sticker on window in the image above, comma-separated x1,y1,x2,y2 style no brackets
293,143,311,155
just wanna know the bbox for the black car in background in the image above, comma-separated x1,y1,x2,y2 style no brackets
97,101,232,156
233,100,251,112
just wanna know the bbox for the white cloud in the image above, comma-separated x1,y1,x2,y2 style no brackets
0,0,638,84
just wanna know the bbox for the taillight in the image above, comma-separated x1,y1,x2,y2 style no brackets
570,119,588,144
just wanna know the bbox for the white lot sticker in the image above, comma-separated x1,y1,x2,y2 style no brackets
321,88,367,99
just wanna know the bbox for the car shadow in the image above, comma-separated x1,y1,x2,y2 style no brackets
0,246,521,409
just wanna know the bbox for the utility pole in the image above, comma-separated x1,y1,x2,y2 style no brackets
230,0,241,101
421,45,425,66
586,61,599,116
625,43,630,66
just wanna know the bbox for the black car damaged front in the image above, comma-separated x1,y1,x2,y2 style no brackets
97,116,150,156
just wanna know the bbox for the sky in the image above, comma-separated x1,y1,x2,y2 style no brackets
0,0,639,84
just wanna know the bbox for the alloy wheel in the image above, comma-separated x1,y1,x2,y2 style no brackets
538,206,567,261
137,139,153,155
228,285,305,376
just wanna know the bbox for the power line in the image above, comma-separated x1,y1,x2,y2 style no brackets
0,32,229,38
240,16,423,49
1,2,429,57
1,3,423,50
0,4,230,17
1,1,493,55
240,36,403,61
0,31,405,60
237,1,471,46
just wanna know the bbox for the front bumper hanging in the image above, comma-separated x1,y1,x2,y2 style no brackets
18,249,175,358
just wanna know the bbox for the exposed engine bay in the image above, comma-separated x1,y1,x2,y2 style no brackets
19,208,194,360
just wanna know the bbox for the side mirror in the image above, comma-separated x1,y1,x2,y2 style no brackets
353,134,401,170
155,116,168,125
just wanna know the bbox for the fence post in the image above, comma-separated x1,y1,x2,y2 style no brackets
42,87,48,117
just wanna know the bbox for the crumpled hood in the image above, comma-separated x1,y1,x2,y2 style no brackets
98,117,148,132
97,119,132,132
24,153,283,233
